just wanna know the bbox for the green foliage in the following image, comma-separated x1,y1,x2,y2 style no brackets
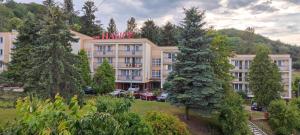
268,100,300,135
80,0,103,36
77,49,92,87
160,22,178,46
126,17,138,33
1,94,92,134
249,45,283,108
218,92,250,135
167,7,223,118
107,18,117,33
145,111,190,135
28,5,83,100
292,76,300,94
93,59,115,94
141,19,161,45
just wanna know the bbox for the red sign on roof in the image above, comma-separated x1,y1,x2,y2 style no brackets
93,32,134,40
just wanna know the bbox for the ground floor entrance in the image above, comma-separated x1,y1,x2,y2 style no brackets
116,81,161,91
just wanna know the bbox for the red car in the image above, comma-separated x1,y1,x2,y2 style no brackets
140,92,156,101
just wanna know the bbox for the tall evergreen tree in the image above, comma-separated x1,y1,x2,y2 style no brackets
126,17,137,33
160,22,178,46
249,45,283,108
43,0,54,7
6,13,42,86
166,7,223,119
29,5,82,99
141,19,160,44
63,0,74,24
93,59,115,94
80,0,103,36
77,49,92,87
107,18,117,33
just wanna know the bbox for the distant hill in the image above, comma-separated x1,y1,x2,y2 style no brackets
218,28,300,69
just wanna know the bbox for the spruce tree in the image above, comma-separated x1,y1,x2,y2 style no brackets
63,0,74,24
160,22,178,46
77,49,92,87
80,0,103,36
43,0,54,7
249,45,283,108
141,19,160,44
93,59,115,94
29,5,83,100
126,17,137,33
107,18,117,34
7,13,42,85
167,7,223,119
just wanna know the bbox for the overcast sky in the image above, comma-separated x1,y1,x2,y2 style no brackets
14,0,300,46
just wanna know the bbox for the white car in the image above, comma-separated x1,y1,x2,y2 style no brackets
157,92,168,102
110,89,127,96
128,87,139,93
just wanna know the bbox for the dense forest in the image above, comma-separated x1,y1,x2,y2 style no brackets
0,0,299,69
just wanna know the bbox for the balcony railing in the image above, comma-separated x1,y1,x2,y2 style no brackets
94,50,115,56
119,50,142,56
118,62,143,68
117,75,142,81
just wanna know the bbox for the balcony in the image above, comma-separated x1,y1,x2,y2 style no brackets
118,62,143,68
94,50,115,57
119,50,142,56
278,66,289,71
117,75,142,81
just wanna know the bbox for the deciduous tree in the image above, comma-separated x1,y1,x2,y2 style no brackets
249,45,283,108
107,18,117,34
93,59,115,94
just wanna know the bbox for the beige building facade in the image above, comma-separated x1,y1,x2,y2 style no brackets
0,31,292,98
229,55,292,99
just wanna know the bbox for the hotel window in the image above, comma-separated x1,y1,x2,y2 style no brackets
0,62,2,68
134,45,140,51
0,37,3,44
0,49,2,56
234,72,242,81
132,70,141,76
135,57,142,64
167,64,173,71
107,45,112,52
152,70,161,78
245,60,251,69
121,69,130,76
277,60,283,67
97,58,102,64
245,72,248,81
108,57,113,63
233,60,242,69
233,83,243,91
125,57,131,64
152,58,161,66
126,45,130,51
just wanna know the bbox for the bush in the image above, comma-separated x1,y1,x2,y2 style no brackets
268,100,300,135
218,92,251,135
145,111,190,135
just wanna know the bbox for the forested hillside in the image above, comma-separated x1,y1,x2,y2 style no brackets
219,28,300,69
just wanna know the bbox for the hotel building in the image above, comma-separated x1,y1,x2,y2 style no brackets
0,31,292,98
229,55,292,99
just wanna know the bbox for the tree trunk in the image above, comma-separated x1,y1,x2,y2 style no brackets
185,106,189,120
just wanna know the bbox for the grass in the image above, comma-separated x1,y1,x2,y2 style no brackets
131,100,182,115
0,108,16,127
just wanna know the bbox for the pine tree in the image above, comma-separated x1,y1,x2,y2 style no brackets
126,17,137,33
160,22,178,46
29,5,83,100
93,59,115,94
166,7,223,119
77,49,92,87
80,0,103,36
63,0,74,24
249,45,283,108
141,19,160,44
7,13,42,85
43,0,54,7
107,18,117,34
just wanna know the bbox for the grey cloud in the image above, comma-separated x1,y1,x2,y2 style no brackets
227,0,257,9
287,0,300,4
249,1,279,14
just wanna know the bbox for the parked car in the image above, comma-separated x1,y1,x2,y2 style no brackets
140,92,156,101
110,89,127,97
83,86,96,95
251,102,263,111
157,92,168,102
128,86,139,92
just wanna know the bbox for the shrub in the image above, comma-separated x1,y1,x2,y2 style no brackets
268,100,300,135
218,92,251,135
145,111,190,135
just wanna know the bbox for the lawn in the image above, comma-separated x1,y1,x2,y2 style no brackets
0,108,16,127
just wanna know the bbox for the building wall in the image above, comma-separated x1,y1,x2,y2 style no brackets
229,55,292,99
